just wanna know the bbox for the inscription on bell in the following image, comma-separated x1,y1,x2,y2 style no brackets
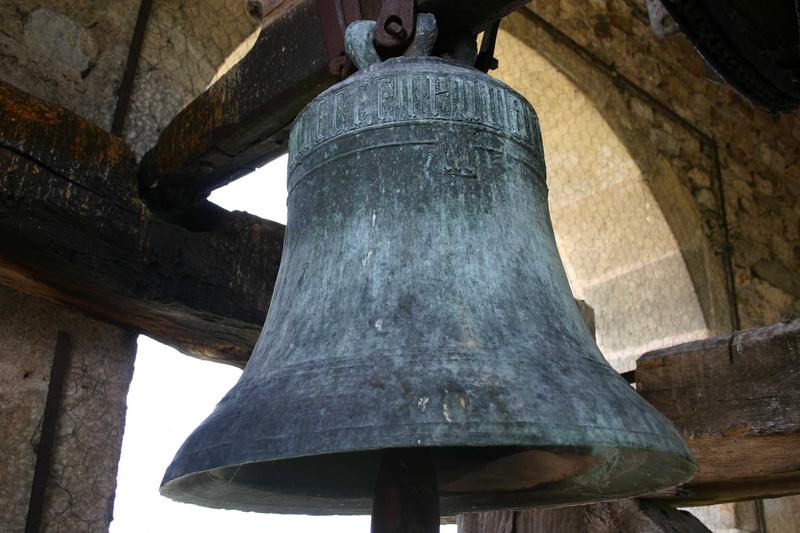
442,135,478,178
290,70,543,168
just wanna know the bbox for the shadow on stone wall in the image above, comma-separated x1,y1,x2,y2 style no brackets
494,23,722,371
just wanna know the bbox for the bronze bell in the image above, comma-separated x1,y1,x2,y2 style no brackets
161,15,695,515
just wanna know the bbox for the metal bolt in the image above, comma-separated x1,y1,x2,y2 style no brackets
385,18,407,39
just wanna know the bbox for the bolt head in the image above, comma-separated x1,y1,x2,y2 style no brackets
385,20,407,39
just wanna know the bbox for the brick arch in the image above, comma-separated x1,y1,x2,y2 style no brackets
493,17,733,370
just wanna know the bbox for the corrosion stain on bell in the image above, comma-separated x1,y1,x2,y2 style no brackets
161,15,696,515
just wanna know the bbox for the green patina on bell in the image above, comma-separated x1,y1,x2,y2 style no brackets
161,16,696,515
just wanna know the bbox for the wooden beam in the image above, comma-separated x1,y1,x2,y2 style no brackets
138,0,331,210
0,81,282,366
139,0,528,210
637,318,800,506
457,500,712,533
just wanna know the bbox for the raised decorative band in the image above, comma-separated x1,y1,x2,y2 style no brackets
289,70,543,167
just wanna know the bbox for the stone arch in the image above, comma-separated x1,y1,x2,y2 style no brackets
493,22,732,370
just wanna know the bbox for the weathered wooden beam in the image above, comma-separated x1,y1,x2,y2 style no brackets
139,0,528,210
637,318,800,506
0,81,282,366
138,0,330,210
457,500,712,533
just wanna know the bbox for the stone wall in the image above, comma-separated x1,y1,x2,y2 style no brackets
122,0,259,156
0,285,136,532
524,0,800,329
0,0,138,132
502,8,737,349
494,30,712,370
0,0,259,156
763,496,800,533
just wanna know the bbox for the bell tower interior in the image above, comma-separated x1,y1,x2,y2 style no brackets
1,0,799,531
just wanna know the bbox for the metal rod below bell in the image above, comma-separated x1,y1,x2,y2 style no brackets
371,449,440,533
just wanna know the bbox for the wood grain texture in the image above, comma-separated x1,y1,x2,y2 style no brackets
457,511,514,533
458,500,711,533
0,81,283,365
138,0,332,211
637,318,800,505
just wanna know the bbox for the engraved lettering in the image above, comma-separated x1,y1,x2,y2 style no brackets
412,75,429,117
450,79,462,120
461,79,477,122
290,71,539,169
309,103,319,145
358,81,374,127
509,97,523,137
331,93,340,134
434,76,450,118
365,83,374,127
318,104,325,142
449,79,458,120
427,76,437,116
442,134,477,178
410,76,419,118
491,87,501,127
378,77,396,121
315,100,325,143
496,87,508,130
396,77,407,119
479,84,492,125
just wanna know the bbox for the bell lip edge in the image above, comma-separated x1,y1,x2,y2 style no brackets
159,442,699,492
160,420,698,487
158,448,698,515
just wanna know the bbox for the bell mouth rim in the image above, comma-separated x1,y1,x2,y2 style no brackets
160,443,696,515
161,419,697,515
162,416,696,481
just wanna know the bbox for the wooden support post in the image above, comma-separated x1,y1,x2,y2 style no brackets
371,449,440,533
138,0,334,211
